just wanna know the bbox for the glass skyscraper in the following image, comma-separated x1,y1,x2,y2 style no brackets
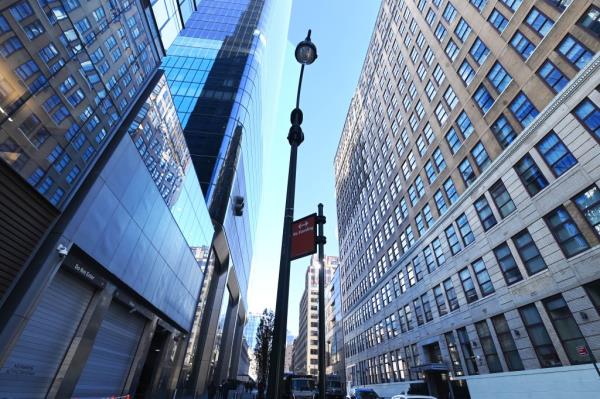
161,1,292,396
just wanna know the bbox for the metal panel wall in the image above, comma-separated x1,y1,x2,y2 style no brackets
0,162,58,302
0,271,94,398
72,300,146,397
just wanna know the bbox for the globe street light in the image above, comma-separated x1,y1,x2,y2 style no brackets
266,30,317,399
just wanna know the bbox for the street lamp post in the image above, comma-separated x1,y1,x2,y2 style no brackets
266,30,317,399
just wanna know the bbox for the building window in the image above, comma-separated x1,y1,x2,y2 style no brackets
577,6,600,36
557,34,594,70
445,225,462,255
15,60,39,80
10,1,33,21
425,160,437,183
574,99,600,141
435,103,448,125
584,279,600,316
489,180,516,218
435,23,447,41
420,293,433,322
488,8,509,32
510,92,539,127
425,80,438,101
455,18,472,42
512,229,547,275
493,243,523,285
444,87,459,110
445,40,460,61
472,258,494,296
475,320,503,373
432,237,445,266
446,127,462,154
443,2,457,22
458,60,476,85
511,31,536,59
491,115,517,149
456,213,475,246
434,285,448,316
487,62,512,92
471,141,491,171
457,327,478,374
0,37,23,57
573,185,600,236
459,268,478,303
459,158,476,186
538,61,569,93
474,85,494,113
544,206,590,257
514,154,548,196
469,0,486,11
525,7,555,37
491,314,524,371
433,147,447,171
519,303,562,368
536,132,577,177
404,304,414,330
433,64,446,85
414,299,424,326
444,278,459,311
457,111,474,138
474,195,497,231
470,38,490,65
444,178,458,204
434,190,447,215
445,332,464,376
501,0,523,12
423,246,436,273
544,295,593,365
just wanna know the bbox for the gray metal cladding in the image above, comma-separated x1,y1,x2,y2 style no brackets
0,162,58,302
0,271,94,398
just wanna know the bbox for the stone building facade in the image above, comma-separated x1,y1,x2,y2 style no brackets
334,1,600,398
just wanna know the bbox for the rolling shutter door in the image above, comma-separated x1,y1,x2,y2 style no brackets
72,300,146,397
0,271,94,398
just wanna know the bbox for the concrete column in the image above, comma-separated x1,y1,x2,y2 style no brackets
123,316,159,394
192,267,229,397
228,311,245,378
215,297,240,383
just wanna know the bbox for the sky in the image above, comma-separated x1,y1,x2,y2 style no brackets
246,0,381,336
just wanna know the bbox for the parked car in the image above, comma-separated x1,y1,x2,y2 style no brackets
391,394,437,399
349,388,380,399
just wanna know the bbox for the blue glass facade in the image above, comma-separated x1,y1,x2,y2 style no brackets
161,0,291,301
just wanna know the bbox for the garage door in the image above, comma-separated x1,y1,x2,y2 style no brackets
0,271,95,398
72,300,146,397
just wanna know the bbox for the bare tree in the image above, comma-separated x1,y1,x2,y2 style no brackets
254,309,274,398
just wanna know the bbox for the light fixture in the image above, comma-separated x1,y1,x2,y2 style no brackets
295,30,318,65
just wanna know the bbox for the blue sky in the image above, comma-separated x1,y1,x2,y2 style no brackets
247,0,380,335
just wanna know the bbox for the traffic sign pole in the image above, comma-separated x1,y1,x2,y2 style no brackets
317,204,327,399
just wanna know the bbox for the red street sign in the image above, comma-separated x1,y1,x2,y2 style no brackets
291,213,317,260
576,345,589,357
